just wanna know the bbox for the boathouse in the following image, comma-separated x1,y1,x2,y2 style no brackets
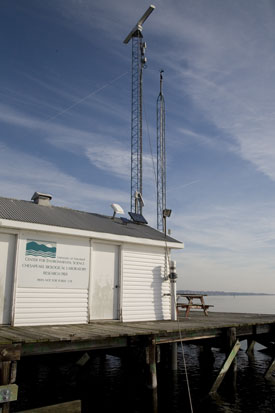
0,192,183,326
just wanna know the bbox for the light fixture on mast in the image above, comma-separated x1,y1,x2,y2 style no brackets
123,5,155,215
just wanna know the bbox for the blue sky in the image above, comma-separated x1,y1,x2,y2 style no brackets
2,0,275,293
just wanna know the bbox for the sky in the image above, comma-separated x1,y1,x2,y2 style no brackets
1,0,275,293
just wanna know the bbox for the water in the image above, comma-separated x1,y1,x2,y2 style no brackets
12,296,275,412
206,294,275,315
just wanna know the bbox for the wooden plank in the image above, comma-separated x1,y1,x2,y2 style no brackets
92,323,158,336
21,326,70,341
0,337,12,345
0,327,52,344
0,345,21,361
18,400,81,413
49,325,116,340
209,340,241,394
264,358,275,379
21,336,128,356
50,324,114,336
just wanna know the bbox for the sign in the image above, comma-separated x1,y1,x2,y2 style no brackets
18,236,89,289
0,384,18,403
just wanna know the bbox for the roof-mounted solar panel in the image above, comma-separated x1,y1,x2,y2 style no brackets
128,212,148,224
120,217,130,225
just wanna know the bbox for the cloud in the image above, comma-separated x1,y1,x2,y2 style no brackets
0,145,128,213
154,1,275,182
169,200,275,292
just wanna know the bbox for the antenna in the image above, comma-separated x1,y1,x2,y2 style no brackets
157,70,166,231
123,5,155,44
123,5,156,215
111,203,124,219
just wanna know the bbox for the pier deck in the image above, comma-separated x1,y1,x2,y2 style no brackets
1,312,275,411
0,312,274,356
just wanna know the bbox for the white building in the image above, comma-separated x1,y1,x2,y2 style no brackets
0,192,183,326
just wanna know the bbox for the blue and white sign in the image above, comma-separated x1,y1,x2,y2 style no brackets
18,235,90,289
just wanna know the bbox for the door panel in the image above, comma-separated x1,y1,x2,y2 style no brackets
90,243,119,320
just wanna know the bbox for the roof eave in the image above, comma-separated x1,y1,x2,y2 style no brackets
0,218,184,249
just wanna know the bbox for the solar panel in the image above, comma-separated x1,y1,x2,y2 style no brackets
120,217,130,225
128,212,148,224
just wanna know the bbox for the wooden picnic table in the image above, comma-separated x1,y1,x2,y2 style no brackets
176,294,213,317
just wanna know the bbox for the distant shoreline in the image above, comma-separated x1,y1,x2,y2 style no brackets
177,290,275,296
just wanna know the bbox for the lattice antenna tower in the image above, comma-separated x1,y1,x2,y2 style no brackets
123,5,155,214
157,70,166,231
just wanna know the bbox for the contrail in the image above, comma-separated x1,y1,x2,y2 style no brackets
167,180,200,192
46,71,128,122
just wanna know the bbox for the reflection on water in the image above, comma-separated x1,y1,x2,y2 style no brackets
14,343,275,413
12,296,275,412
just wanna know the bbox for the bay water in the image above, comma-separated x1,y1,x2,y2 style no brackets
13,295,275,412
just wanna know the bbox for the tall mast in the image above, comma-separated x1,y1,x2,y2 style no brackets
123,5,155,214
157,70,166,231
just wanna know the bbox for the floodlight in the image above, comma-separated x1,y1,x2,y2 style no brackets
163,209,172,218
111,203,125,219
135,191,145,207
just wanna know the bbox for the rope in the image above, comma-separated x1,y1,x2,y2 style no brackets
173,294,194,413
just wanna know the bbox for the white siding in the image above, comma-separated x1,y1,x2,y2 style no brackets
122,245,171,321
0,233,16,324
14,288,88,326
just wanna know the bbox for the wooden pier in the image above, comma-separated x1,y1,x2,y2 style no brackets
1,312,275,411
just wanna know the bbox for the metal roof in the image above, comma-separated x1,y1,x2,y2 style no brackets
0,196,181,244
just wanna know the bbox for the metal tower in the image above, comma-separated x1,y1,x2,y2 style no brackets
157,70,166,231
123,5,155,214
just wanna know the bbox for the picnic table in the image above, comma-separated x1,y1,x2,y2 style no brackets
176,293,213,317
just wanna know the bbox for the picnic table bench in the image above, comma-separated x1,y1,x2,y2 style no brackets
176,294,214,317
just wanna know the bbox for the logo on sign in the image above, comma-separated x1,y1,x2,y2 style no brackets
26,240,56,259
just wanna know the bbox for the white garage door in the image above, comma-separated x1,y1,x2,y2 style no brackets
90,242,119,320
0,233,16,324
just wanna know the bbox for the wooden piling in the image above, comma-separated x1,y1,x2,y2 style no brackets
246,325,256,356
226,327,237,373
146,340,157,389
0,361,11,413
246,339,256,356
209,340,240,394
171,343,178,371
264,358,275,380
0,345,21,413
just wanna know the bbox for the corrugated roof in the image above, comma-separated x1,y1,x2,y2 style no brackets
0,196,181,244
